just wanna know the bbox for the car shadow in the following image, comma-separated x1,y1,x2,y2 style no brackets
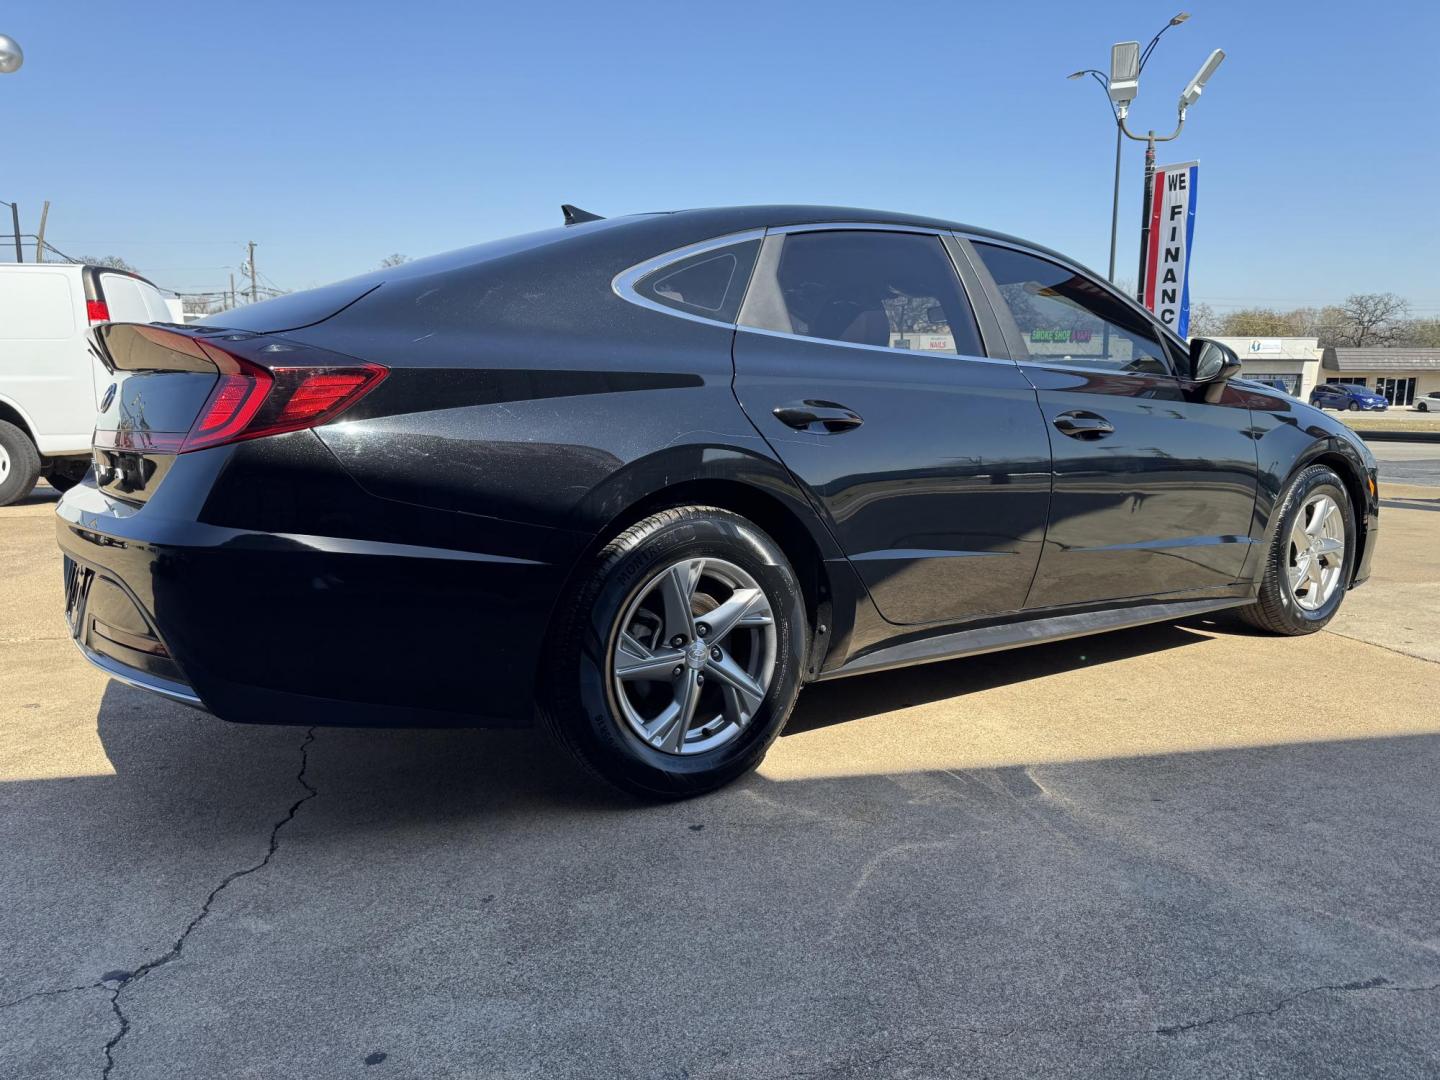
9,483,61,507
51,611,1235,843
787,616,1217,735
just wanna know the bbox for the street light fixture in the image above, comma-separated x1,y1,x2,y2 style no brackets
1108,42,1140,117
1180,49,1226,110
0,33,22,75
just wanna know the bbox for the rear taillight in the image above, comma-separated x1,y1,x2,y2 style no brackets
86,300,110,324
181,350,387,452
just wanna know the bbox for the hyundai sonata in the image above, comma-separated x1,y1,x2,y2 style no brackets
57,205,1379,797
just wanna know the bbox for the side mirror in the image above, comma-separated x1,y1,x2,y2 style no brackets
1189,337,1242,384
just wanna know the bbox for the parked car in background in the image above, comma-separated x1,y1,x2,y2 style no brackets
55,205,1379,798
0,263,172,505
1413,391,1440,412
1309,382,1389,412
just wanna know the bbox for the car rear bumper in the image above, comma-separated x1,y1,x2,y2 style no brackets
55,441,587,728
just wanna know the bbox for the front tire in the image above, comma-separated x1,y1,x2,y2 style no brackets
1239,465,1355,635
540,506,807,799
0,421,41,507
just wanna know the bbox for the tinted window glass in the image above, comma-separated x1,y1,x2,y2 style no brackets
636,239,759,323
973,243,1171,375
741,231,982,357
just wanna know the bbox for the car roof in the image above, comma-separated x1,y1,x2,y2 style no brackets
640,203,1097,276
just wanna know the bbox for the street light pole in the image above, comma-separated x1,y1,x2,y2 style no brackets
1,34,24,265
1069,14,1189,285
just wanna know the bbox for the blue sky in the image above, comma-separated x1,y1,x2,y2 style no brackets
3,1,1436,313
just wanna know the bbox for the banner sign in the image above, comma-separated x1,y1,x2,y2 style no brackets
1142,160,1199,337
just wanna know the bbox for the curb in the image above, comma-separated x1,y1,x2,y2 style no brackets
1350,429,1440,443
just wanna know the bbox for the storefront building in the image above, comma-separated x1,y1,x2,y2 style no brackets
1320,348,1440,407
1216,337,1321,399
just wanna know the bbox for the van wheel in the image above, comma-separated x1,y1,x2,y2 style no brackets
42,458,91,493
0,421,42,506
539,506,807,799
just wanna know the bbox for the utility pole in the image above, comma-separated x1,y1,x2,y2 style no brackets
34,200,49,263
229,272,236,310
246,241,258,304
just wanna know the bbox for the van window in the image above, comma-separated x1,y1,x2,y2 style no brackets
100,274,153,322
0,272,76,339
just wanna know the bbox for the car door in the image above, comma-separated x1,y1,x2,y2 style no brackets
731,226,1052,626
967,239,1260,610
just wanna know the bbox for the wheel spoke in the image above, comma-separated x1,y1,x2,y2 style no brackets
647,669,701,752
658,560,702,641
705,654,765,722
1306,497,1334,537
1289,553,1311,593
614,633,684,682
1289,517,1311,555
698,587,772,643
1312,536,1343,557
1305,554,1327,589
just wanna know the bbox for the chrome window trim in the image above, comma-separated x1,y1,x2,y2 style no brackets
734,322,1018,366
611,229,766,329
959,231,1183,378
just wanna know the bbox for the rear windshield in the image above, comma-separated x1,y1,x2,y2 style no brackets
205,221,631,334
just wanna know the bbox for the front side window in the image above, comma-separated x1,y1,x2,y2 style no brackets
973,243,1171,376
634,239,759,323
740,230,983,357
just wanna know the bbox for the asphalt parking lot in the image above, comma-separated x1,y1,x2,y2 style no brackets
3,449,1439,1079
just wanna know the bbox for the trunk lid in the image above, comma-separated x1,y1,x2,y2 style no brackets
89,323,386,503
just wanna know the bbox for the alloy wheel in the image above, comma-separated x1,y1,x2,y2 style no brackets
0,443,9,481
1287,493,1345,611
609,557,777,755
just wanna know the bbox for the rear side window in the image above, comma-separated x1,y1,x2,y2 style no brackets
739,231,983,357
0,272,76,339
635,239,759,323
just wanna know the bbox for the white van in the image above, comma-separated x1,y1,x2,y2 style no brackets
0,263,173,505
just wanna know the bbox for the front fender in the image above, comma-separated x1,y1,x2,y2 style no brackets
1243,394,1379,588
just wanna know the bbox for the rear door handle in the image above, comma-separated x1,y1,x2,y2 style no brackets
1053,410,1114,439
773,400,864,434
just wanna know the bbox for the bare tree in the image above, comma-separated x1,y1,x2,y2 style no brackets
1186,301,1221,337
379,253,410,269
1321,293,1411,348
77,254,139,272
1397,318,1440,348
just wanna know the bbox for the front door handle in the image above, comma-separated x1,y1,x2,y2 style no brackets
1053,410,1114,439
773,400,864,434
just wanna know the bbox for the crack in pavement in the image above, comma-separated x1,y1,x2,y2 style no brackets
0,726,323,1079
95,725,318,1077
1153,976,1440,1037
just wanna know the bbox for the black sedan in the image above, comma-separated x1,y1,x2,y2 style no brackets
57,205,1379,797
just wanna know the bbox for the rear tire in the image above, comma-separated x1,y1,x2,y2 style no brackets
1238,465,1355,636
539,506,807,800
0,421,41,507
